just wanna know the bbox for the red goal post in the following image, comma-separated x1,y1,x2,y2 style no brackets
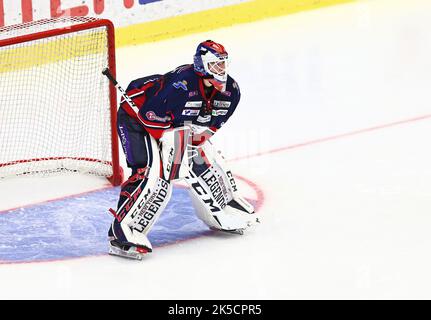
0,17,123,186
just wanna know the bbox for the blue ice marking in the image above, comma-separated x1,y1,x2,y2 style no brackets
0,187,210,263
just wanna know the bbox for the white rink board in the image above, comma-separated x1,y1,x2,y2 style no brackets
1,0,250,28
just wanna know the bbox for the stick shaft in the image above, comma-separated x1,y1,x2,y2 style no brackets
102,68,140,114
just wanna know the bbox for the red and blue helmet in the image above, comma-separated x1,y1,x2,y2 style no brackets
193,40,229,92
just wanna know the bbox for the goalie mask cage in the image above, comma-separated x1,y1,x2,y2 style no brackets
0,17,123,186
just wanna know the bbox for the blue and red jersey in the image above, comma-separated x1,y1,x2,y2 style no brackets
119,64,241,141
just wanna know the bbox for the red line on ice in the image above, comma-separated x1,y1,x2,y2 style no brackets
2,113,430,264
0,174,264,265
229,114,431,162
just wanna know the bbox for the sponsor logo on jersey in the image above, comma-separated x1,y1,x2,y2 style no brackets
213,100,231,109
221,90,231,97
197,115,211,123
146,111,171,122
189,91,199,97
212,109,228,116
182,109,200,116
173,80,188,91
184,101,202,108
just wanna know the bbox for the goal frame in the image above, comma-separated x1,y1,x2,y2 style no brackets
0,18,123,186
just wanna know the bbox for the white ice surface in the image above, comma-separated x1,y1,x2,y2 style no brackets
1,0,431,299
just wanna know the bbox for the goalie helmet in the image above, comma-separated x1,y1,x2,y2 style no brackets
193,40,229,92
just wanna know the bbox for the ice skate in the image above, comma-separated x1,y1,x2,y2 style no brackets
108,239,152,261
216,227,245,235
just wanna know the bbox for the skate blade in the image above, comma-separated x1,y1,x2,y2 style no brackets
220,228,245,235
109,246,147,261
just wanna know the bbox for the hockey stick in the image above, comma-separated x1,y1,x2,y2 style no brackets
102,68,140,114
103,67,197,171
102,68,149,222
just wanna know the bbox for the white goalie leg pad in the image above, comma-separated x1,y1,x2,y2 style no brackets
159,127,193,181
115,135,172,249
121,178,172,248
185,141,259,232
186,171,249,232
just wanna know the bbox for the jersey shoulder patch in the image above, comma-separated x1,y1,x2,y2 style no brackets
167,65,195,92
172,80,189,91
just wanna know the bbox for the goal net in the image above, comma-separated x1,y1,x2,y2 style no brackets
0,17,122,186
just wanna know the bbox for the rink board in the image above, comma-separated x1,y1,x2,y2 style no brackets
116,0,357,47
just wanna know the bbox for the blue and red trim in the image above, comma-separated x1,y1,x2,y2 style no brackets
169,129,187,181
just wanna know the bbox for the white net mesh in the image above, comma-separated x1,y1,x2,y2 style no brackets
0,17,99,40
0,18,116,180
